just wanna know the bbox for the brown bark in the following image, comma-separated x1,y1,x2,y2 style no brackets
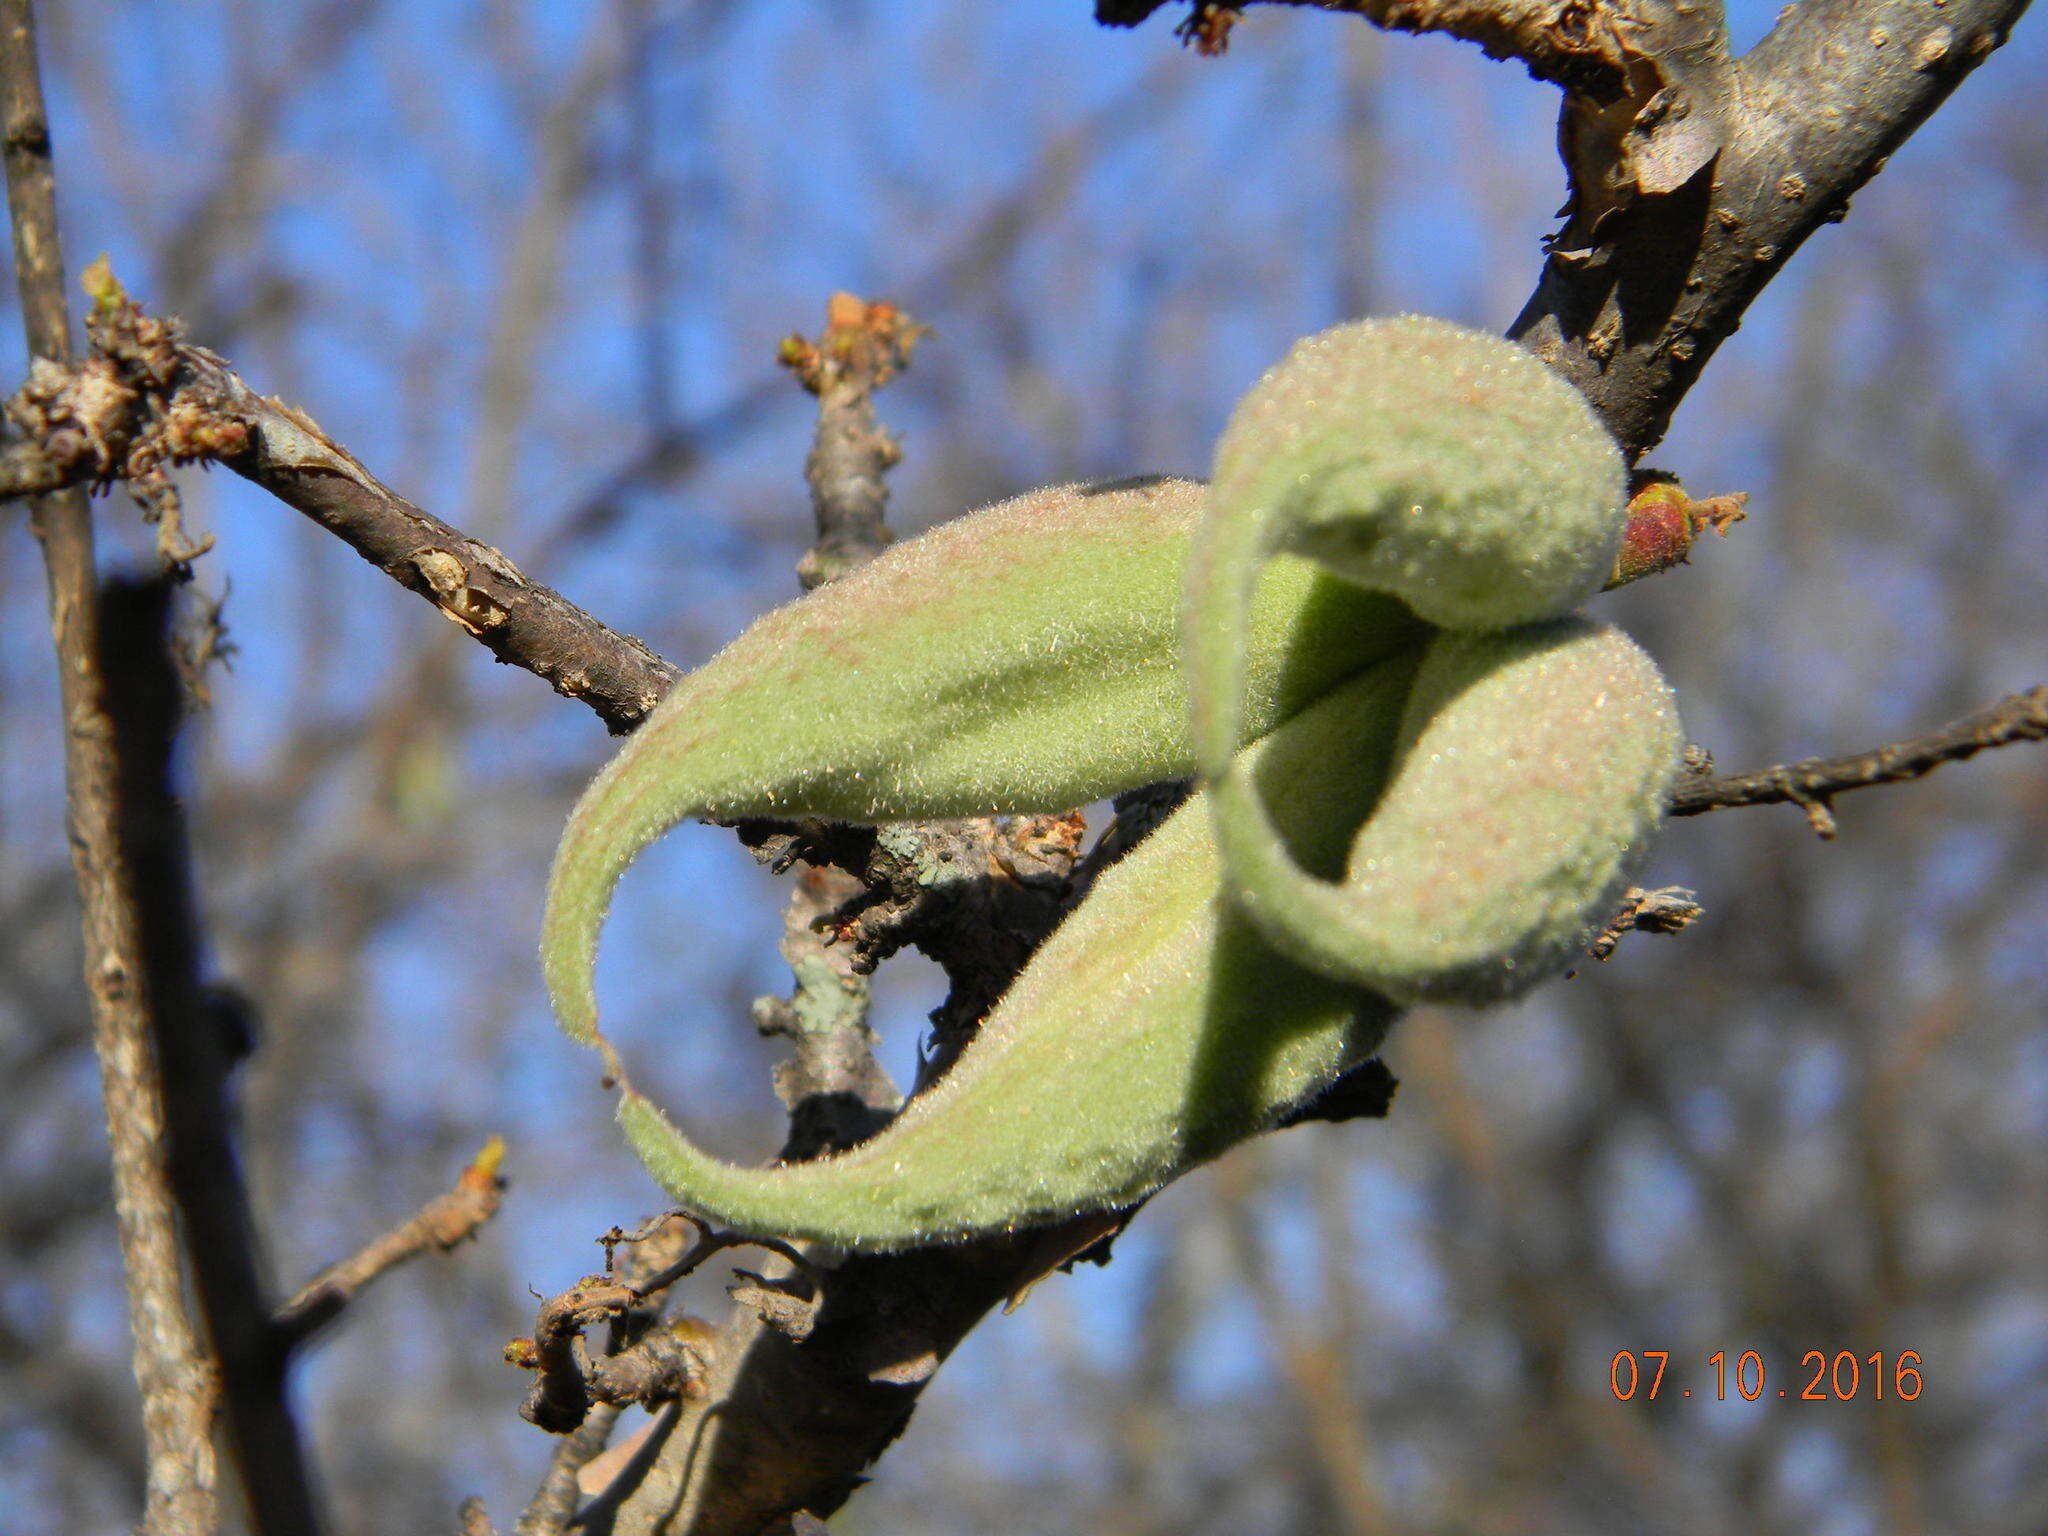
2,4,220,1530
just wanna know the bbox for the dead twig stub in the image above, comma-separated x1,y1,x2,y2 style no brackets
509,1216,706,1536
509,1216,805,1436
778,291,921,591
1583,886,1705,964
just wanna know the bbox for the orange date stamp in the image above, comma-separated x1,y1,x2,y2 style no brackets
1610,1350,1924,1402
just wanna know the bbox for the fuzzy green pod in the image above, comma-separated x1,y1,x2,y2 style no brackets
1207,619,1681,1003
542,317,1684,1251
613,657,1416,1247
544,475,1424,1052
1187,318,1678,1003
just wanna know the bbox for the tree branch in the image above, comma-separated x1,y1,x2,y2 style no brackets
99,578,324,1536
1107,0,2031,457
2,6,222,1531
272,1140,507,1350
1510,0,2032,455
746,294,921,1162
184,348,681,733
0,281,681,731
1671,685,2048,836
1099,0,1635,98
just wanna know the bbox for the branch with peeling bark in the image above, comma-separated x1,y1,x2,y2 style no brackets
1111,0,2030,458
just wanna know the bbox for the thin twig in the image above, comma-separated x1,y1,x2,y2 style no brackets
2,5,222,1531
1670,686,2048,837
778,290,919,589
512,1404,621,1536
272,1139,507,1349
627,1214,822,1302
184,347,680,733
0,277,680,732
751,292,925,1156
99,578,325,1536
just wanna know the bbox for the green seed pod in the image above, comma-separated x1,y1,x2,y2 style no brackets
614,657,1417,1248
1186,318,1679,1005
544,475,1421,1051
1187,317,1630,785
543,316,1684,1250
1209,620,1682,1004
1207,316,1628,634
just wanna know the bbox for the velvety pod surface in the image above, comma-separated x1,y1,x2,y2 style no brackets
545,475,1423,1047
1186,318,1676,1004
619,659,1418,1247
541,316,1682,1250
1205,315,1629,632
